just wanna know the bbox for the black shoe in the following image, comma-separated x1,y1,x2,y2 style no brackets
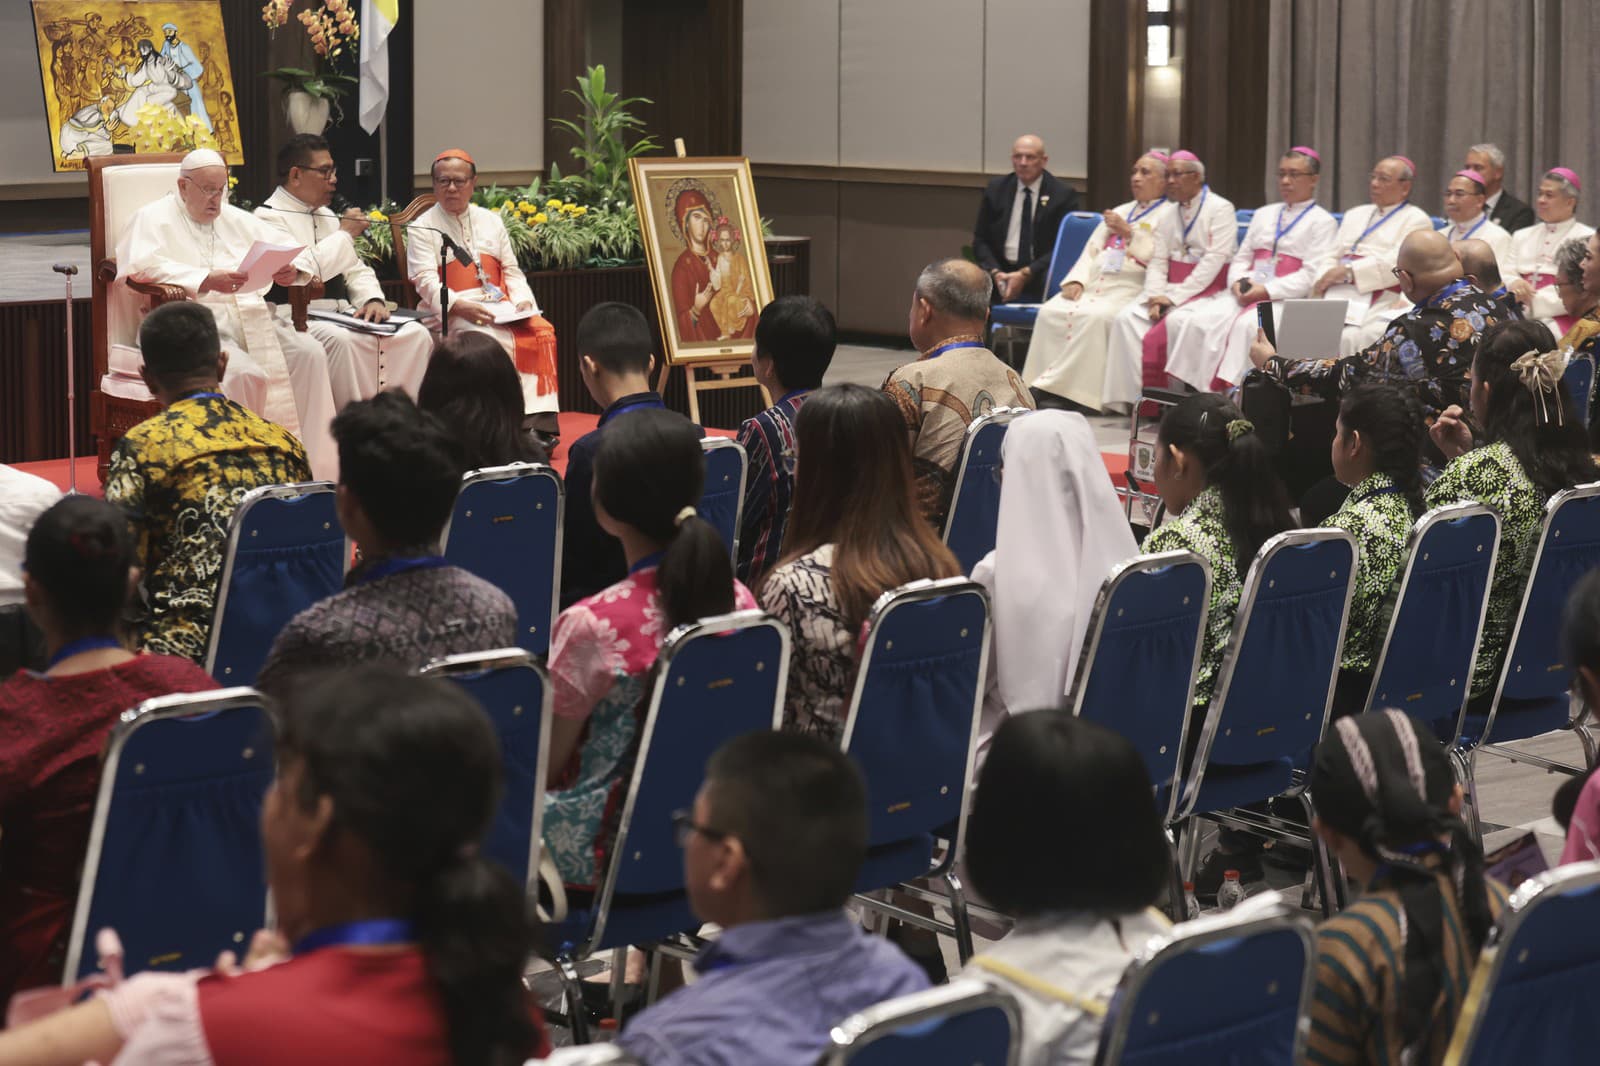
1193,846,1265,902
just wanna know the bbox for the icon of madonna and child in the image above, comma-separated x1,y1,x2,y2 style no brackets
665,179,759,343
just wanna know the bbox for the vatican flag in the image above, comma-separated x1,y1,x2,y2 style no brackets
359,0,398,134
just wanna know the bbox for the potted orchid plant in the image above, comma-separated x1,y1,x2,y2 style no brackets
261,0,360,132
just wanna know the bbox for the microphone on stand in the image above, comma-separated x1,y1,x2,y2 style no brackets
257,203,475,266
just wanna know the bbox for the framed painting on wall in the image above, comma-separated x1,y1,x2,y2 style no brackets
31,0,244,172
630,156,774,366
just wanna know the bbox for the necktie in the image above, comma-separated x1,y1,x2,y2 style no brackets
1018,187,1034,265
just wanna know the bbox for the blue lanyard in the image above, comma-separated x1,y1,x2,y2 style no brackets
778,388,811,406
293,918,416,956
357,555,448,586
1126,199,1165,226
1351,202,1409,254
179,390,224,402
924,340,986,360
47,635,123,669
600,396,664,426
1272,202,1314,257
1352,484,1403,505
1426,278,1470,309
1454,216,1488,241
1179,187,1209,250
629,550,664,575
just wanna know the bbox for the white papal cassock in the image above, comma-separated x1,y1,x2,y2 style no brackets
256,188,435,405
1506,217,1596,326
116,193,339,479
1320,202,1435,357
1440,214,1513,272
1022,199,1164,412
407,203,559,416
1164,199,1338,390
1107,187,1237,402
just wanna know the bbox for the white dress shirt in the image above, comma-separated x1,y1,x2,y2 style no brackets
0,465,62,607
1005,176,1044,263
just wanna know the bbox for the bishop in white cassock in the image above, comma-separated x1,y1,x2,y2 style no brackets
1440,169,1512,271
1023,151,1168,412
1164,147,1338,390
1312,155,1435,357
256,136,434,406
116,150,339,479
1505,167,1595,328
1107,150,1236,399
407,149,559,419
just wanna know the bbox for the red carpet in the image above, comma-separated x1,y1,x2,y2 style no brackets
15,411,742,493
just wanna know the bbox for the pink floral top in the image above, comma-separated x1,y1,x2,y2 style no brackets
545,565,756,887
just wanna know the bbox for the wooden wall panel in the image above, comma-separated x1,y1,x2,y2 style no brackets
1178,0,1272,207
620,0,741,157
1087,0,1147,209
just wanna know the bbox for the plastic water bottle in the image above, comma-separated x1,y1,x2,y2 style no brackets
1217,870,1247,910
1183,881,1200,920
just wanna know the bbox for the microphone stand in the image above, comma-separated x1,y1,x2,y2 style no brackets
51,263,80,495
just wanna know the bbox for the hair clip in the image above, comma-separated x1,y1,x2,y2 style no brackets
1226,418,1255,442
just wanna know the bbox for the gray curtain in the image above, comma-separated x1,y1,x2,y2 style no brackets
1264,0,1600,218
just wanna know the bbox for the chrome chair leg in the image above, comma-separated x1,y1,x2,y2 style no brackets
944,868,975,966
555,953,591,1044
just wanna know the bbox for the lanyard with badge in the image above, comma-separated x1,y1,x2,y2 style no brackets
1254,203,1313,282
1100,200,1164,275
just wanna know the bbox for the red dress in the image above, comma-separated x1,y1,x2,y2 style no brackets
196,947,549,1064
0,654,217,1002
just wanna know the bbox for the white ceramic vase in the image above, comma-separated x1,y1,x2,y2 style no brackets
285,90,331,134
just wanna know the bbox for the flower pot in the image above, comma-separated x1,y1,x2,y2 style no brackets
285,90,331,134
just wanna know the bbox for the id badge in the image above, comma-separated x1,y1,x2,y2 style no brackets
1100,236,1127,275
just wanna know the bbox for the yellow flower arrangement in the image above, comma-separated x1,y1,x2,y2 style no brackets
368,209,388,222
228,176,239,188
533,212,549,224
546,198,562,209
130,105,221,154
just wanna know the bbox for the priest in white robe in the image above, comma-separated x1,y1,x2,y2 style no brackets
1023,151,1168,412
1504,167,1595,328
1440,169,1512,270
407,149,559,424
1164,147,1338,390
1107,150,1237,399
116,149,339,479
256,134,434,406
1312,155,1436,356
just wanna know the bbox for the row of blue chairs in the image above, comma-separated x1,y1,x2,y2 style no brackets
201,436,751,685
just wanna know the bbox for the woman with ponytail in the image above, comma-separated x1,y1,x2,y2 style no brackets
545,408,756,889
0,497,216,1006
0,668,547,1064
1305,709,1505,1065
1427,319,1599,701
1325,384,1428,717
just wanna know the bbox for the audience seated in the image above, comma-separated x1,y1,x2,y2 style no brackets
1314,155,1434,357
1456,237,1522,323
1466,142,1536,235
1306,709,1505,1065
961,713,1172,1066
1426,319,1598,703
255,392,518,698
0,668,547,1062
1164,146,1339,391
758,384,959,740
1556,232,1600,351
1250,229,1511,421
1440,169,1513,269
560,302,699,609
736,296,836,584
971,411,1136,752
884,258,1034,526
0,496,217,1007
615,730,927,1065
1504,167,1594,327
1553,569,1600,863
972,134,1080,304
416,331,549,470
545,408,754,889
106,301,312,663
1324,385,1427,718
1023,151,1168,412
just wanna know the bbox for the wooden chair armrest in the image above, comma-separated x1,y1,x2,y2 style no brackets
126,279,189,305
96,258,119,284
288,278,326,332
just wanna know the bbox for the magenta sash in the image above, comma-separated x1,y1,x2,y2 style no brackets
1142,260,1229,389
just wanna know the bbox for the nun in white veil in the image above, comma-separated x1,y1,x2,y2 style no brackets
971,410,1139,761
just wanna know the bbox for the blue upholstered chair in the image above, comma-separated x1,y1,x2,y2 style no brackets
820,979,1021,1066
205,481,346,685
63,688,274,981
989,210,1100,365
442,463,563,655
698,437,748,563
941,407,1027,573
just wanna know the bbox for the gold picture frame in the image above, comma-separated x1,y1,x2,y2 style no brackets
31,0,244,172
630,156,774,366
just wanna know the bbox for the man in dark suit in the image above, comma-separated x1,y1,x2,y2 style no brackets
973,134,1079,303
1465,143,1535,235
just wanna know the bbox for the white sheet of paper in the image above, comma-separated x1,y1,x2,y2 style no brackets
446,290,532,324
1324,282,1372,327
237,241,304,291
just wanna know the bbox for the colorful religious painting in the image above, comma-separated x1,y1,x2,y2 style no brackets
31,1,243,172
630,156,775,365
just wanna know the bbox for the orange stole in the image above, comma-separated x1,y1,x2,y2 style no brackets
443,255,558,397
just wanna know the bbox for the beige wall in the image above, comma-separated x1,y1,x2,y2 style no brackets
0,4,89,198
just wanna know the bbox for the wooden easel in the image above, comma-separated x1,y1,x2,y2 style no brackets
667,137,772,424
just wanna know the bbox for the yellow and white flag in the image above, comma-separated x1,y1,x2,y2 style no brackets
358,0,399,134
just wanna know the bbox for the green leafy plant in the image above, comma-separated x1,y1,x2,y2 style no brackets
549,65,659,206
264,67,358,101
